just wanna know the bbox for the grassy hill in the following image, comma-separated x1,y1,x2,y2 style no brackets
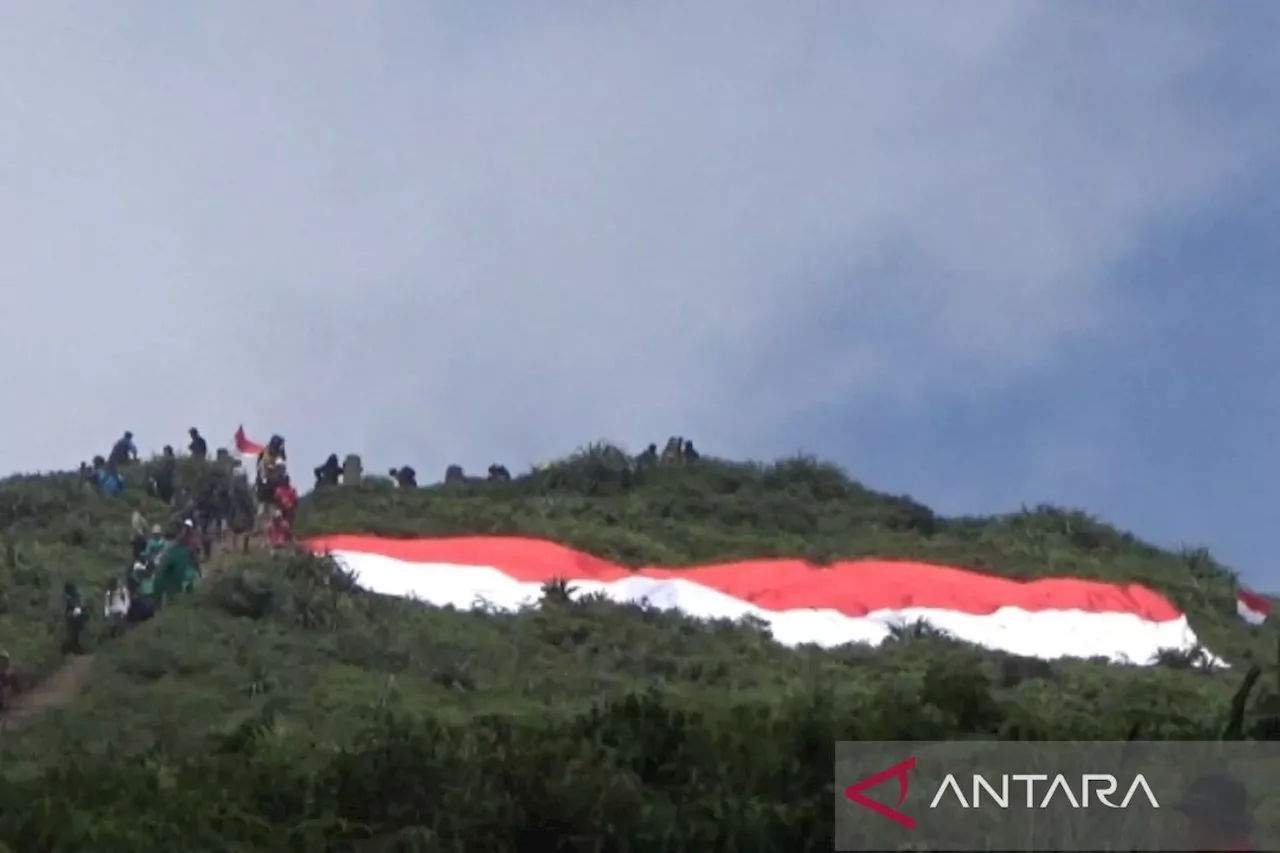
0,444,1276,850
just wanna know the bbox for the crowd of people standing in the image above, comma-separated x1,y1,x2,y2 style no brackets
60,430,305,658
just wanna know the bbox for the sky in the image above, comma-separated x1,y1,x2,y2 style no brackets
2,2,1279,584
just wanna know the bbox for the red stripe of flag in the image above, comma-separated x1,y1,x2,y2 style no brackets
1237,587,1271,625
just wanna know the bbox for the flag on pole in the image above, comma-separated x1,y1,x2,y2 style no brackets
233,426,264,456
1236,587,1271,625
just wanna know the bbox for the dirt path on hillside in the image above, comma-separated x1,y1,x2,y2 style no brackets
0,537,252,734
0,653,94,733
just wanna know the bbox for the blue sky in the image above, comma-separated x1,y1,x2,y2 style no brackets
785,165,1280,584
2,2,1279,585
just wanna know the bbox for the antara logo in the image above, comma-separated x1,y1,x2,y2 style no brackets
930,773,1160,809
845,757,1159,829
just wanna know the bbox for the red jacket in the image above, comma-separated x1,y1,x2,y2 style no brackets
273,483,298,516
266,516,293,547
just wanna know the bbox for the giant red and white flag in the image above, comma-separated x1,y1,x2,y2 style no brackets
305,534,1226,666
1236,587,1271,626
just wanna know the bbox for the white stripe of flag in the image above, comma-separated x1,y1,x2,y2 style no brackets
1237,587,1271,625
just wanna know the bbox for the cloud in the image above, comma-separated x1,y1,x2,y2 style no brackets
0,1,1273,478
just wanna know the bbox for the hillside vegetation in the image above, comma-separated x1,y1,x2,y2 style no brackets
0,444,1275,850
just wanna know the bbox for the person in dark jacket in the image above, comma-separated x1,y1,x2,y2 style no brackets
180,518,206,574
63,582,88,654
230,496,255,554
187,427,207,459
390,465,417,488
193,478,229,551
126,560,157,623
150,445,177,503
108,431,138,468
314,454,342,487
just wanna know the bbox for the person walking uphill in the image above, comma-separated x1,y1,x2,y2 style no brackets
103,577,130,638
179,518,206,577
126,561,157,623
63,582,88,654
130,510,148,560
142,525,167,566
154,531,199,601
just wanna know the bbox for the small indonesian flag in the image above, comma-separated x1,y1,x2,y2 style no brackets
233,426,265,456
1236,587,1271,625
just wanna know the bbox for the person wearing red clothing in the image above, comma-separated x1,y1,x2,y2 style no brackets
265,509,294,552
272,476,298,524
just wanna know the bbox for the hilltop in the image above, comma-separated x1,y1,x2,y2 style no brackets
0,443,1275,850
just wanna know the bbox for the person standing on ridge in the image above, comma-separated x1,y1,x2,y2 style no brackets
150,445,177,503
255,436,287,511
188,427,208,459
108,431,138,468
314,454,342,487
263,435,286,467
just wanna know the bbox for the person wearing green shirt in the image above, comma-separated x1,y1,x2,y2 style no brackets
126,561,157,622
155,537,198,600
127,559,155,596
142,525,167,565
